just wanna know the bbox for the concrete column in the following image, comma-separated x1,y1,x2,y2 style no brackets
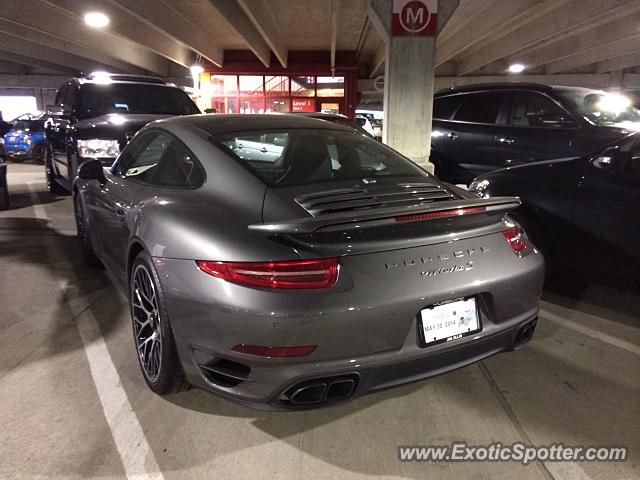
369,0,458,174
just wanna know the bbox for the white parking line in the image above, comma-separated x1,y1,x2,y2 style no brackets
540,309,640,356
27,183,165,480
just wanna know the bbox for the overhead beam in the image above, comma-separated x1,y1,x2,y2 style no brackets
204,0,272,68
369,46,385,78
0,31,111,73
435,0,540,66
596,52,640,73
109,0,224,67
0,50,76,75
456,0,636,75
236,0,288,68
43,0,195,69
0,21,147,75
547,37,640,74
0,0,164,74
510,9,640,71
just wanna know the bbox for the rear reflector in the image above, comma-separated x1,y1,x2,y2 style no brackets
231,344,317,357
395,206,487,223
503,226,526,253
196,258,338,289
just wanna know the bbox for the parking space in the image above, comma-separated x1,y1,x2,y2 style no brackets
1,163,638,480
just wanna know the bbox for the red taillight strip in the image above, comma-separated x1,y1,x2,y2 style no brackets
231,344,317,357
503,226,527,254
395,206,487,224
196,258,339,289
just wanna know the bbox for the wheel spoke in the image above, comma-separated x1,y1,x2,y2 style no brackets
132,264,163,383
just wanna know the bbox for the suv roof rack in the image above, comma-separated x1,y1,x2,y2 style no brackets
82,72,167,85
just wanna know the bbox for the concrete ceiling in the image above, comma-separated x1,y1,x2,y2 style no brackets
0,0,639,85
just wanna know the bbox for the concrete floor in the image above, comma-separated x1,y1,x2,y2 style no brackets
1,163,638,480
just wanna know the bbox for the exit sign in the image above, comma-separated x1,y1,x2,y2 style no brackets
392,0,438,37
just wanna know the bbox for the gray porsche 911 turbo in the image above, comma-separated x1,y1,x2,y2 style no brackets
73,114,544,410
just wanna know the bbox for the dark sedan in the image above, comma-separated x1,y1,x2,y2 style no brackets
73,114,544,410
469,133,640,281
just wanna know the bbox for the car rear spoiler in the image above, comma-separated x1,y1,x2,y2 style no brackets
248,196,521,234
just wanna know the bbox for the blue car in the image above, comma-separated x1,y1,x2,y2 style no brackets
3,116,46,163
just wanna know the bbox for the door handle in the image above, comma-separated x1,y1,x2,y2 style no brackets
446,132,458,140
496,137,515,144
116,208,126,216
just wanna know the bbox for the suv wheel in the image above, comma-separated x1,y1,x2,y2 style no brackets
74,195,102,269
31,143,45,164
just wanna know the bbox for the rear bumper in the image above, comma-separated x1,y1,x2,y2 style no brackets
153,231,544,410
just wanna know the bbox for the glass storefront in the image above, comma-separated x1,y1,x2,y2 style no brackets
197,73,345,115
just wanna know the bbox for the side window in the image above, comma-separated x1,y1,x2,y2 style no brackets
433,96,462,120
113,131,169,184
54,85,67,107
63,84,77,112
154,138,205,188
508,92,576,128
453,93,505,124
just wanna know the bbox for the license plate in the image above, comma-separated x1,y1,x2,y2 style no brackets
419,298,480,346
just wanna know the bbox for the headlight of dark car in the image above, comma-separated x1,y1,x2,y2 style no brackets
77,139,120,159
468,179,490,197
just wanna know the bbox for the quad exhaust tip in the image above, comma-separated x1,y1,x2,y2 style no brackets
282,375,358,406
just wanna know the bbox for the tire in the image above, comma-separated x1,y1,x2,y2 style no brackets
0,176,9,211
45,152,67,195
74,194,103,269
31,143,45,164
130,251,186,395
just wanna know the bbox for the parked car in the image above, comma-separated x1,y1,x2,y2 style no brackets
431,83,640,184
73,114,543,409
469,133,640,281
3,115,46,163
289,112,375,138
0,154,8,210
355,115,376,136
45,72,200,193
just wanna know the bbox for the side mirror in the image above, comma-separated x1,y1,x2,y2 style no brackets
46,104,70,119
355,117,366,127
78,159,106,183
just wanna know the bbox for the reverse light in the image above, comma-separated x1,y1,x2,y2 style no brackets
395,206,487,223
503,226,526,254
77,139,120,159
196,258,339,289
231,344,317,357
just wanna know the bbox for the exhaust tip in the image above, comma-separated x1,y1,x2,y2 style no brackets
282,375,359,407
514,318,537,348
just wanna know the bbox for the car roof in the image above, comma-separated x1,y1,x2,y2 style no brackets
73,73,168,86
435,82,556,96
159,113,356,135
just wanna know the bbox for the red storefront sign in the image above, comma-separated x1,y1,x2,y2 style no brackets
291,98,315,112
392,0,438,36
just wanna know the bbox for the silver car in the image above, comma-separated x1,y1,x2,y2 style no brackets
73,114,544,410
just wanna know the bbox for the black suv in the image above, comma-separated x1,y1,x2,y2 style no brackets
45,73,200,193
431,83,640,184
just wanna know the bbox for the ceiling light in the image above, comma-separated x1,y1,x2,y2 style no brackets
84,12,110,28
508,63,525,74
190,65,204,76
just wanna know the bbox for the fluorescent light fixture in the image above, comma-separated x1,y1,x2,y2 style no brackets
508,63,525,74
84,11,110,28
190,65,204,76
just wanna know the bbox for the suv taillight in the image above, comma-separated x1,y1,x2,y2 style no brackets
503,226,526,254
196,258,339,289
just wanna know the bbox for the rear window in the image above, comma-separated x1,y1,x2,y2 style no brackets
214,128,425,187
453,92,505,124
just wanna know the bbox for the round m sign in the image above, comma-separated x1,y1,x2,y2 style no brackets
392,0,438,36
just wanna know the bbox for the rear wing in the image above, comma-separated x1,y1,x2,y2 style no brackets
248,196,521,234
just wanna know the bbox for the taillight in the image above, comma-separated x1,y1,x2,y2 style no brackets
196,258,339,289
395,206,486,223
503,226,526,254
231,344,316,357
